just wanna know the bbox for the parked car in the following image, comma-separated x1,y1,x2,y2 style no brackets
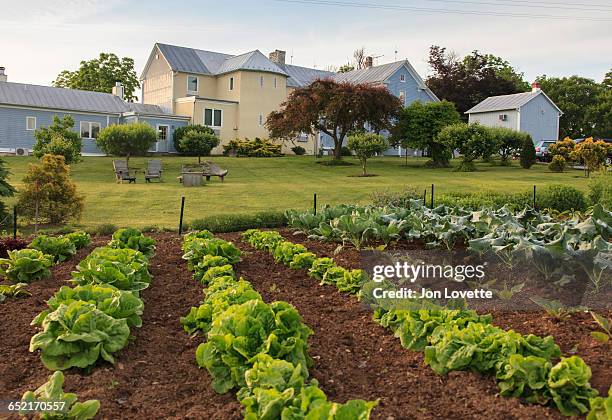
535,140,557,162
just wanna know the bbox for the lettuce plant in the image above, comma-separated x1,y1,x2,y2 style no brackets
587,386,611,420
64,231,92,249
307,257,337,281
242,229,284,251
33,284,144,328
547,356,598,416
71,247,151,294
182,238,241,269
30,301,131,370
195,299,312,393
321,266,367,294
108,228,156,258
200,265,235,285
0,248,53,283
272,241,308,265
193,255,230,283
20,371,100,419
496,354,551,404
182,230,214,250
288,252,316,270
29,235,77,263
0,282,30,302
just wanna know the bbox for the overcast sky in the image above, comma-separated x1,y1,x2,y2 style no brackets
1,0,610,90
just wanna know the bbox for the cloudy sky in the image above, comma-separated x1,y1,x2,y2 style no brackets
0,0,610,89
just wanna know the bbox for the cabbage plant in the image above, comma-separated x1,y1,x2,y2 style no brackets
29,235,77,263
0,248,53,283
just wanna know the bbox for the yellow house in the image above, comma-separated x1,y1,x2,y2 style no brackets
140,43,333,154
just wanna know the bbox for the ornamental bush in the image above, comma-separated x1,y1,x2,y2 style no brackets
436,123,497,172
347,133,388,176
223,138,283,157
96,122,156,164
173,125,217,155
32,115,82,164
520,136,536,169
178,128,220,163
538,184,587,212
549,155,566,172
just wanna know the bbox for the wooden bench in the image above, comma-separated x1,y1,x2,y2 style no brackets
201,161,228,182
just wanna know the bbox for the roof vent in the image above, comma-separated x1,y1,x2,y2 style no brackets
531,82,541,93
269,50,286,65
0,67,7,82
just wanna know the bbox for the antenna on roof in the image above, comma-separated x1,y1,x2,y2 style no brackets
372,54,384,65
290,49,294,64
394,47,398,61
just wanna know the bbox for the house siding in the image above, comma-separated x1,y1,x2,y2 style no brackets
468,109,519,131
519,94,560,143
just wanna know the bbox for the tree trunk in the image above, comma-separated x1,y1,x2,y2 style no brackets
198,155,201,164
333,135,343,160
126,153,130,166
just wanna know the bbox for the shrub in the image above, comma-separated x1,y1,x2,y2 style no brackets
371,187,423,207
32,115,82,164
90,223,118,236
549,155,566,172
96,122,157,164
17,154,84,224
189,211,286,233
489,127,530,166
538,185,587,212
223,138,283,157
341,145,352,156
436,123,497,172
0,248,53,283
347,133,388,176
571,137,611,175
0,157,15,229
520,136,536,169
587,172,612,207
178,128,220,163
548,137,575,162
0,237,28,258
173,125,217,155
29,235,76,263
291,145,306,155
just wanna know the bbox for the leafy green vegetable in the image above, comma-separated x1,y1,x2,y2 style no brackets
195,299,312,393
288,252,316,270
200,265,235,285
320,266,367,294
272,241,308,265
589,311,611,343
70,247,151,294
182,238,241,269
496,354,551,404
20,371,100,419
587,385,611,420
33,284,144,328
29,235,77,263
0,249,53,283
64,231,91,250
108,228,156,258
183,230,214,249
308,257,337,281
193,255,231,283
0,282,30,302
547,356,598,416
243,230,284,251
30,301,130,370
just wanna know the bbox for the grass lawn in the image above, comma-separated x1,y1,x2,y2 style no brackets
3,155,591,229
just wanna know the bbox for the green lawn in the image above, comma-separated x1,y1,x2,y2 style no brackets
3,155,590,228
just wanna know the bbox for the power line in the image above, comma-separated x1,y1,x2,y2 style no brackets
423,0,612,12
274,0,612,21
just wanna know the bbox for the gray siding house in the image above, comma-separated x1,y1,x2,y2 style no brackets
465,83,562,144
0,69,189,155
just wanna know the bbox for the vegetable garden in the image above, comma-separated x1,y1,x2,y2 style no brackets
0,202,609,419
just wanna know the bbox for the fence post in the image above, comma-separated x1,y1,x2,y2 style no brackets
178,196,185,235
533,185,537,209
430,184,434,209
12,206,17,239
313,193,317,215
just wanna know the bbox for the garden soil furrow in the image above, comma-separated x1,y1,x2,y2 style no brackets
0,233,241,420
219,231,565,420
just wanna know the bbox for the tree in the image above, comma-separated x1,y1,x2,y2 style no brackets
338,64,355,73
353,47,367,70
570,138,611,177
0,158,15,228
520,136,536,169
535,75,603,139
390,101,460,167
426,46,529,116
96,123,157,164
436,123,497,171
32,115,82,164
179,129,220,163
488,127,531,166
267,79,401,160
548,137,576,163
53,53,140,102
347,133,388,176
17,154,84,225
173,125,217,154
587,69,612,139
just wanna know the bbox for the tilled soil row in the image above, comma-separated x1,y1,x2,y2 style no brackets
0,233,241,419
220,231,564,420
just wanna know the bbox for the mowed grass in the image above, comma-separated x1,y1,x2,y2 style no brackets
3,155,590,228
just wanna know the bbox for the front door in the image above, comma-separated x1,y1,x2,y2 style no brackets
156,125,169,152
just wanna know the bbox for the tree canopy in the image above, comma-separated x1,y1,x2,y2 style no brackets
267,79,401,159
348,133,388,176
53,53,140,102
32,115,82,164
96,123,157,163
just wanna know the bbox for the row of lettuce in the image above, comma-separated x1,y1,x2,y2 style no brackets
287,202,611,293
10,228,156,419
179,231,378,419
243,229,611,419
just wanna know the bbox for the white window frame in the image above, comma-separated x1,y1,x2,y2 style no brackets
187,75,199,94
229,77,234,91
156,124,169,141
26,116,36,131
260,76,264,88
80,121,101,139
204,108,223,128
400,74,406,82
399,90,406,105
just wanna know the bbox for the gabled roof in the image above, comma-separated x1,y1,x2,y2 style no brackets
276,63,334,88
465,91,562,114
149,43,287,77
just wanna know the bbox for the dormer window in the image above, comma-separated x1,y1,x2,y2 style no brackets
187,75,198,94
400,74,406,82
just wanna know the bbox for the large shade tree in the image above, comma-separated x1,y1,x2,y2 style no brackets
53,53,140,102
267,79,402,160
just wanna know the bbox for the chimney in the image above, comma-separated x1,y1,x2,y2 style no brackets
269,50,286,65
531,82,541,92
0,67,7,82
112,81,124,100
365,56,373,68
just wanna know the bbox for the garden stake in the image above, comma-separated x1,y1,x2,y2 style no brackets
430,184,434,209
12,205,17,239
178,196,185,235
533,185,536,209
423,189,427,206
314,193,317,215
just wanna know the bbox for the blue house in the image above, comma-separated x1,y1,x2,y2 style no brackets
0,69,189,155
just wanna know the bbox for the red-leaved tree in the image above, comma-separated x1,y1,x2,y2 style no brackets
266,79,402,160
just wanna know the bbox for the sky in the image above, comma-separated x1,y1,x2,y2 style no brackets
0,0,610,90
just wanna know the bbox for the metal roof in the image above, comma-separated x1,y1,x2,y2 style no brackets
126,102,188,118
155,43,287,76
332,61,405,84
277,64,334,87
465,91,562,114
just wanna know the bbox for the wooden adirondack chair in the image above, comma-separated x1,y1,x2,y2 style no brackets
145,159,163,182
113,160,136,183
201,161,229,182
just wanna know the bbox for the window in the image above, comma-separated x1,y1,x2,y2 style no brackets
80,121,101,139
187,75,198,93
26,116,36,131
204,108,222,127
260,76,264,88
273,77,277,88
400,74,406,82
399,91,406,105
229,77,234,91
499,114,508,121
258,114,263,126
157,125,169,140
